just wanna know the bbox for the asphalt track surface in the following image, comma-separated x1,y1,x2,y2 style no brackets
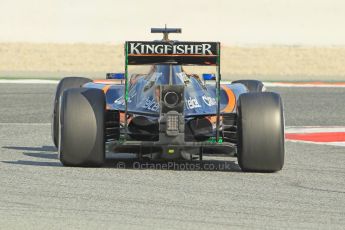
0,84,344,229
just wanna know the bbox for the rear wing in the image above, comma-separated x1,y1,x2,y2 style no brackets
125,41,220,66
123,37,222,142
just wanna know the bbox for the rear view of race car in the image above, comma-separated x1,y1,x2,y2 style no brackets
51,27,285,172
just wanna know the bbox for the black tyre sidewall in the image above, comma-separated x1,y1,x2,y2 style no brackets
52,77,91,147
237,92,285,172
59,88,105,167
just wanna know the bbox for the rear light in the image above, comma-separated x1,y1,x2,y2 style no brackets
167,114,178,132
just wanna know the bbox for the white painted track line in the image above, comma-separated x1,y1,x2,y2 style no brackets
286,126,345,133
263,82,345,88
0,79,59,84
1,79,345,87
0,123,51,125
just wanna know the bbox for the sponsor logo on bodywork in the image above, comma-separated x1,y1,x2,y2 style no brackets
114,91,137,105
126,41,219,65
128,42,214,55
202,95,217,107
185,97,201,109
142,97,159,112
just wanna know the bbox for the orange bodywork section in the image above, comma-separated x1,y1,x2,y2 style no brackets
93,79,123,84
220,85,236,113
102,85,111,93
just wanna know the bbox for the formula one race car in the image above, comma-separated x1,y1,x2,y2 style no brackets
52,27,285,172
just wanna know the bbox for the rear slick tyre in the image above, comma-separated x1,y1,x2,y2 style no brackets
52,77,91,147
59,88,105,167
237,92,285,172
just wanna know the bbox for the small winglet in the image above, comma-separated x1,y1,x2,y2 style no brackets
151,26,182,41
